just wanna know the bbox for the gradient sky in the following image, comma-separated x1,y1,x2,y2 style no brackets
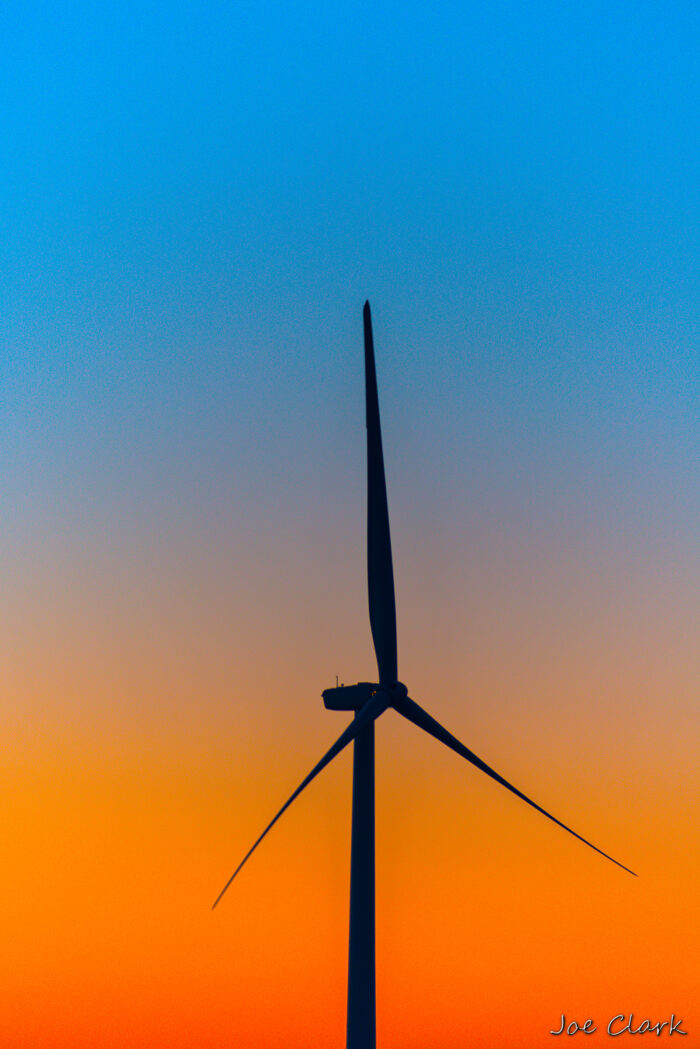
2,2,699,1047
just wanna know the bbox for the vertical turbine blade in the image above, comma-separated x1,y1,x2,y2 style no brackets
364,301,397,685
395,696,637,876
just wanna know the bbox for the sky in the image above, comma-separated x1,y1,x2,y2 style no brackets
2,1,699,1046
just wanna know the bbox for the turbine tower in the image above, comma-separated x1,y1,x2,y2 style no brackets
213,302,635,1049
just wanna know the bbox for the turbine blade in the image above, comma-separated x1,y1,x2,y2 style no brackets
364,301,397,684
212,691,390,909
395,696,636,876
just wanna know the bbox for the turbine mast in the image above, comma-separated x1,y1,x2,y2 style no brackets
347,717,376,1049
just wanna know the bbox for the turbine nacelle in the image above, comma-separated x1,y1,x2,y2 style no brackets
323,683,376,711
322,681,408,711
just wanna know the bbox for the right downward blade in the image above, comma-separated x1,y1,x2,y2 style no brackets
395,695,636,876
212,690,390,909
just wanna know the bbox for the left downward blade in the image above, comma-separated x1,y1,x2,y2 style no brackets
212,691,390,909
395,696,636,876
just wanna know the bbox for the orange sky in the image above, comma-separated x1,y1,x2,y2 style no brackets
4,520,698,1048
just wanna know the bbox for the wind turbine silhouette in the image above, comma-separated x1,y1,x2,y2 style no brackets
213,302,635,1049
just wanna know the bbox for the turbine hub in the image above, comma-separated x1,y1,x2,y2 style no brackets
389,680,408,703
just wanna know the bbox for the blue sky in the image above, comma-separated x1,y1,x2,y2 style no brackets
2,0,698,558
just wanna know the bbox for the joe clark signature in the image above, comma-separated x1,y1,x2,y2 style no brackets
550,1014,687,1037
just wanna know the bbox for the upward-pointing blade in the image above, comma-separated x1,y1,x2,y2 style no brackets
364,301,397,685
212,690,390,909
395,696,636,876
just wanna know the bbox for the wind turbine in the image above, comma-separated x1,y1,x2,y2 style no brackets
213,302,635,1049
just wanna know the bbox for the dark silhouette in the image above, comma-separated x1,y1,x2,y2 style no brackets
213,302,636,1049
